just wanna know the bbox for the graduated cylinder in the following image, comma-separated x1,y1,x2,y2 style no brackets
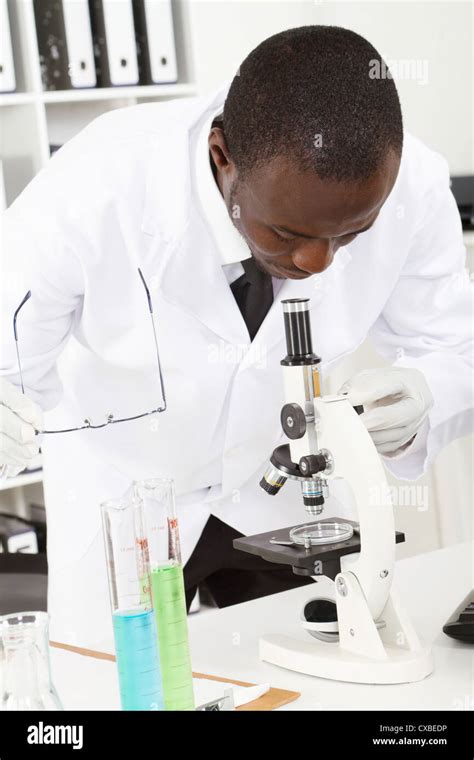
101,496,164,711
135,478,195,711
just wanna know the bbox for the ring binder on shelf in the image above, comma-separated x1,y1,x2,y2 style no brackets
0,159,7,211
33,0,96,90
63,0,96,88
0,0,17,93
89,0,139,87
34,0,70,91
133,0,178,84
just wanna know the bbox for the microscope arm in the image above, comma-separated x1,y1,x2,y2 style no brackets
312,395,395,620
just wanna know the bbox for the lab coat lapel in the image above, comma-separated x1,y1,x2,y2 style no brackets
140,82,249,346
159,226,251,346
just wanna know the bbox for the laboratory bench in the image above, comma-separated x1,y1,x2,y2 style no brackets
51,540,473,711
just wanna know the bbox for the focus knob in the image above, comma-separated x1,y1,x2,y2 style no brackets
299,454,327,476
281,403,306,439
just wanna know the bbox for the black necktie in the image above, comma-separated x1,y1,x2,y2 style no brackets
230,257,274,341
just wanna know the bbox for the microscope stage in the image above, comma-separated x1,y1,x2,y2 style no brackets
233,517,405,579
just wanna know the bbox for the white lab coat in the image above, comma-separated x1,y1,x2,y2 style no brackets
1,83,472,647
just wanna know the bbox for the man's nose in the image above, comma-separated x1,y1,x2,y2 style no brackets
291,240,335,274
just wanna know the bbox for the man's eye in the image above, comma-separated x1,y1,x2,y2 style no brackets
273,228,296,242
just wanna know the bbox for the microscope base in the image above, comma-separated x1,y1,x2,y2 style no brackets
260,634,433,684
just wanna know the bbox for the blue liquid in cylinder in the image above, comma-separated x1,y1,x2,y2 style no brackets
112,609,164,710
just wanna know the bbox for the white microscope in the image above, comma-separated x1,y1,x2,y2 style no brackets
234,298,433,685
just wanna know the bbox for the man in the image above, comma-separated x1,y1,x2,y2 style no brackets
0,27,472,648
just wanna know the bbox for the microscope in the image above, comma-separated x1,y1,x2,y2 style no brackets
234,299,433,684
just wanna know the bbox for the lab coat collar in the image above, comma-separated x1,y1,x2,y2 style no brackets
195,104,252,267
141,82,253,347
140,82,248,348
157,222,329,355
141,82,231,241
141,81,328,353
159,215,251,347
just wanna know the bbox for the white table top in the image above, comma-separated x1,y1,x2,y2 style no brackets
185,540,474,710
52,541,473,710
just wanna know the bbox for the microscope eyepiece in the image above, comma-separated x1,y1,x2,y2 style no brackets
281,299,321,366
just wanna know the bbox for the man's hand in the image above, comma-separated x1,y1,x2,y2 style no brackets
0,377,43,476
339,367,433,456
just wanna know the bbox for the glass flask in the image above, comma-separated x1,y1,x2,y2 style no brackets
0,611,63,710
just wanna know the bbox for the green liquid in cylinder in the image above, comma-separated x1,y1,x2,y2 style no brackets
151,563,195,710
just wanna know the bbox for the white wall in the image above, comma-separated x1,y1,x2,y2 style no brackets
188,0,473,174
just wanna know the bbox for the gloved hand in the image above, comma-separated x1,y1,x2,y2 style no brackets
339,367,433,456
0,377,43,477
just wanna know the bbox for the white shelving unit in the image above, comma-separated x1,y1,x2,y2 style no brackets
0,467,44,521
0,470,43,492
1,0,197,207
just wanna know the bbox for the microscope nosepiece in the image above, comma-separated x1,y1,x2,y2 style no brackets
259,465,287,496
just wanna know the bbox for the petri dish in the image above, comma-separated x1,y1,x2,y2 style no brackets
290,521,354,546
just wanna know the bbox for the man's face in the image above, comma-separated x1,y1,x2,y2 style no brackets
209,128,400,280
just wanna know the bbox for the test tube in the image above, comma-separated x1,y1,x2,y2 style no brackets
134,478,195,711
101,496,164,711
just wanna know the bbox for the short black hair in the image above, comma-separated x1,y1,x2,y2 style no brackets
223,26,403,182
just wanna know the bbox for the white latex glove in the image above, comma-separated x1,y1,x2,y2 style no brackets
339,367,433,457
0,377,43,477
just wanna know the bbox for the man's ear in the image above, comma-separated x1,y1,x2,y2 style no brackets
209,127,233,172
